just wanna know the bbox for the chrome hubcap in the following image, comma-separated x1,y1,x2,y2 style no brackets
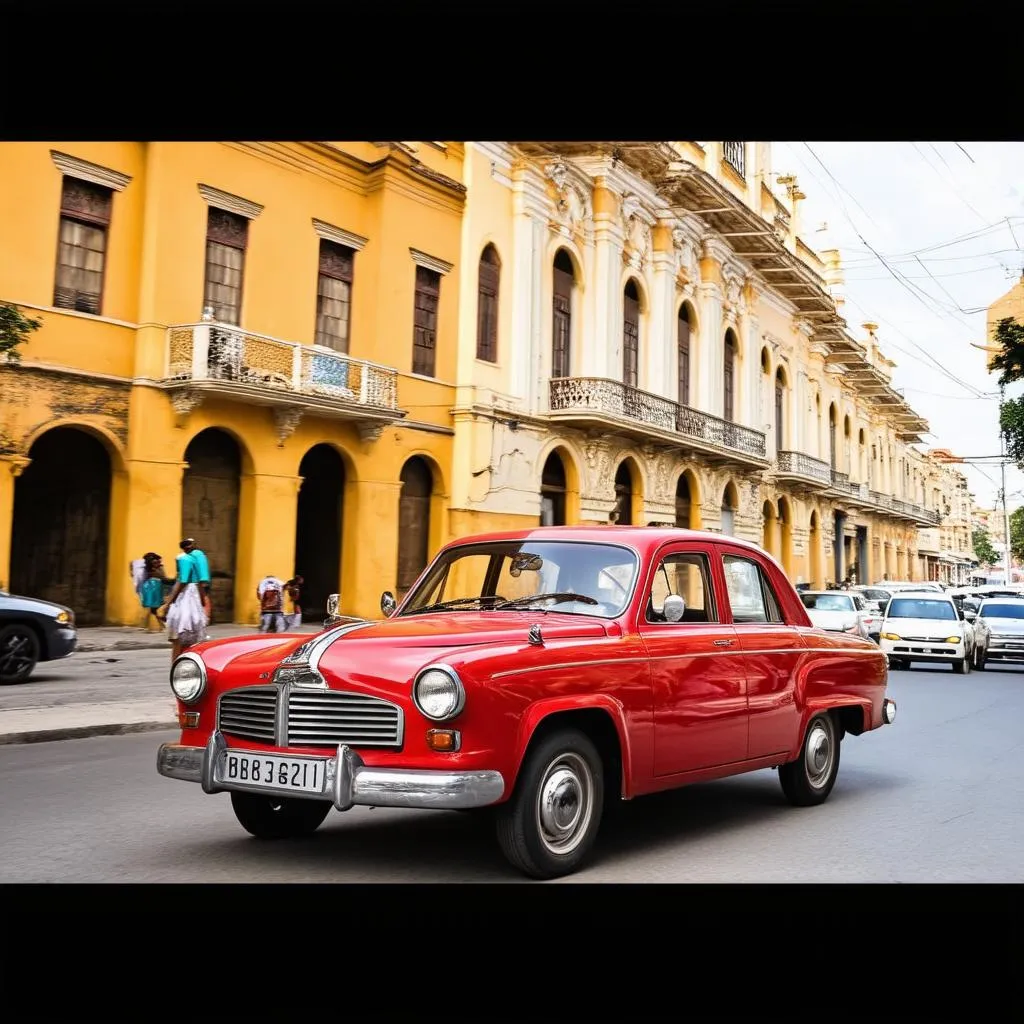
804,720,834,789
536,752,593,856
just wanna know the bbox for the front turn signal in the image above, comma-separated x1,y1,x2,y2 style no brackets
945,636,962,644
426,729,461,752
881,632,901,641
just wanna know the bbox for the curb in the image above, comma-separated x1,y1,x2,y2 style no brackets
0,719,178,746
76,642,170,654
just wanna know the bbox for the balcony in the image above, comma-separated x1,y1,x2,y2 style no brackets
548,377,767,467
161,322,406,441
825,472,941,526
722,141,746,177
774,451,832,488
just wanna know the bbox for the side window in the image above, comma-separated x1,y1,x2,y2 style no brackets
645,551,717,624
723,554,784,624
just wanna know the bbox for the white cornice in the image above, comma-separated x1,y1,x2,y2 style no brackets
198,184,263,220
410,248,453,275
51,150,132,191
473,141,513,188
313,218,368,251
758,287,798,317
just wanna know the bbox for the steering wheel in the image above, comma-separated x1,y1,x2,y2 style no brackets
599,568,628,598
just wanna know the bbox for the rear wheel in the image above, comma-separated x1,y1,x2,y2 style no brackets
495,728,604,880
779,713,841,807
0,624,40,684
230,792,331,839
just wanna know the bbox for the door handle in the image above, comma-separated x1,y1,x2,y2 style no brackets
713,639,735,647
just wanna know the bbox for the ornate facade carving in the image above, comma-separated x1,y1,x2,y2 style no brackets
544,160,593,241
272,406,302,446
357,421,385,444
672,226,701,294
171,389,203,425
620,194,654,271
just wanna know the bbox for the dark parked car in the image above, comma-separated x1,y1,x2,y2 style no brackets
0,589,78,683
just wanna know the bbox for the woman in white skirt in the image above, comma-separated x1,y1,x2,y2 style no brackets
158,548,209,661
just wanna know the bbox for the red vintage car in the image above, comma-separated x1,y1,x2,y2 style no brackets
157,526,896,879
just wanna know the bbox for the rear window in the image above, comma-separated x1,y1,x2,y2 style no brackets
887,598,956,621
801,593,853,611
981,602,1024,619
863,589,891,602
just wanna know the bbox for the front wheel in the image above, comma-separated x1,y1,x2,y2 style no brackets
779,713,841,807
0,624,40,684
953,657,969,675
495,728,604,880
230,792,331,839
975,647,987,671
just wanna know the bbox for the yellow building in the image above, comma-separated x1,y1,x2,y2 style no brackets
0,142,465,625
982,272,1024,369
449,141,941,587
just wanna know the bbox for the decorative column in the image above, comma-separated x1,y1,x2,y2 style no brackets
0,455,30,593
697,237,729,418
588,179,624,380
742,275,763,432
648,217,677,400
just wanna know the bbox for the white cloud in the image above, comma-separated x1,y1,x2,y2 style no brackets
773,140,1024,517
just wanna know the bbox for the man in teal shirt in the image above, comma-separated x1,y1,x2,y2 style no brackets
180,538,212,618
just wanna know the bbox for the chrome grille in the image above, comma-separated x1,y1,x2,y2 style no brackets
218,686,277,743
216,686,403,749
287,690,403,748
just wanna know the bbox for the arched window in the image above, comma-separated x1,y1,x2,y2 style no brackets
723,329,737,421
614,462,634,525
475,244,500,362
774,368,786,449
540,451,567,526
552,249,574,379
623,279,640,388
677,306,691,405
828,403,838,470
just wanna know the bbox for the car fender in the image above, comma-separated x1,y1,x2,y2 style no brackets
790,696,873,759
512,693,634,798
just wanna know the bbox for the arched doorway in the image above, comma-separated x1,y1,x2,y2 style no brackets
721,481,738,536
397,456,433,594
540,451,567,526
761,500,777,557
295,444,344,622
552,248,575,379
675,474,691,529
777,497,793,577
182,428,241,619
10,427,112,624
613,461,635,525
809,510,823,588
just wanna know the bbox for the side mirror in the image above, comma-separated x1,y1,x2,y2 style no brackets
381,591,397,617
663,594,686,623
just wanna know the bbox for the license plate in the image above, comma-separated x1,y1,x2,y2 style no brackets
218,751,326,794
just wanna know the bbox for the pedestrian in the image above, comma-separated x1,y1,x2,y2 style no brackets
284,574,304,630
257,574,286,633
139,552,171,632
159,543,209,661
179,538,213,622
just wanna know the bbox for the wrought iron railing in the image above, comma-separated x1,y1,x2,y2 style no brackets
775,450,832,485
549,377,766,459
722,141,746,177
165,323,399,410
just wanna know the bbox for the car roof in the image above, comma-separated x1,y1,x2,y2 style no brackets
887,592,954,602
979,596,1024,603
803,590,854,596
439,525,771,558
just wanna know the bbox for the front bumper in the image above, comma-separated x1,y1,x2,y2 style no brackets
984,641,1024,661
157,731,506,812
47,626,77,660
880,638,964,662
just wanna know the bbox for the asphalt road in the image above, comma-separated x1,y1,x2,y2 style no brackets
0,648,171,712
2,662,1023,882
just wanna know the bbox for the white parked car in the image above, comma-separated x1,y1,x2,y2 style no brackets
799,590,875,641
878,591,974,674
970,597,1024,669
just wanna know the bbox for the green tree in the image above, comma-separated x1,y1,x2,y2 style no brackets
973,528,997,565
1011,507,1024,563
0,301,42,363
991,317,1024,464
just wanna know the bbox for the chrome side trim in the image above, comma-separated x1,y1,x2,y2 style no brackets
157,732,506,812
307,619,378,677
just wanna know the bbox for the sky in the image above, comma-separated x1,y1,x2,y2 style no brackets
772,141,1024,517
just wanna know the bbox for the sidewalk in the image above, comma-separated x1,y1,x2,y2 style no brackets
74,620,322,653
0,621,325,746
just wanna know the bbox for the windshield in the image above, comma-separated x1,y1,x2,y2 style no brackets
399,540,639,618
801,593,853,612
981,602,1024,619
887,598,956,621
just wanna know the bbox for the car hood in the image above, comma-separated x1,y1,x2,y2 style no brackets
0,591,73,618
981,617,1024,634
884,616,963,639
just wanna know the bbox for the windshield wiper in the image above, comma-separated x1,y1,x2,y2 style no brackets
405,596,507,615
499,592,600,609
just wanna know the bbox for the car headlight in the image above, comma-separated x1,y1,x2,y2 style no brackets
170,653,207,703
881,632,901,641
413,666,466,722
55,610,73,625
945,636,962,644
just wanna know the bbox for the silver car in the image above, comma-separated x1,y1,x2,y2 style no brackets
971,597,1024,669
799,590,874,641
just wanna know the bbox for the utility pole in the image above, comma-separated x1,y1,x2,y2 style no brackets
1001,384,1013,585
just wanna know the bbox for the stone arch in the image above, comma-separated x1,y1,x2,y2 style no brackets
777,495,794,577
612,455,643,525
721,479,739,536
762,499,778,557
674,468,702,529
294,443,346,622
396,455,436,595
808,508,823,588
539,443,581,526
723,326,739,421
10,425,114,625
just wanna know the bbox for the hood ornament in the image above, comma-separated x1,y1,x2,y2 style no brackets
528,623,544,646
